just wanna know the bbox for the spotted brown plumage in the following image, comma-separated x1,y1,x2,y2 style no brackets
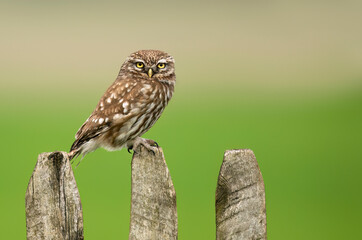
69,50,175,160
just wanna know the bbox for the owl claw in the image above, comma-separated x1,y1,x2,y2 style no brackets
131,137,159,155
127,147,133,154
144,139,158,155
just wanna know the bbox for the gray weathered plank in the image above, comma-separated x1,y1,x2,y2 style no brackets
129,145,178,240
216,149,266,240
25,151,84,240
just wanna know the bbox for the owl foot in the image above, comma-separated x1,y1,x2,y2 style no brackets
129,137,159,155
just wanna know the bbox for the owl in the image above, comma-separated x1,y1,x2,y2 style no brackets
69,50,175,161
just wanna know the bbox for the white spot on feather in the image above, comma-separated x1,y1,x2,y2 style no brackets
99,118,104,124
113,114,122,119
123,101,129,108
106,98,111,103
150,91,156,99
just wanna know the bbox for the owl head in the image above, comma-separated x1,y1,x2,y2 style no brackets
120,50,175,83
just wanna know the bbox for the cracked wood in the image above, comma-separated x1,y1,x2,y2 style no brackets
129,145,178,240
216,149,267,240
25,152,84,240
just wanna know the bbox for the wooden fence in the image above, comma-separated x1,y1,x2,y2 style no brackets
25,147,266,239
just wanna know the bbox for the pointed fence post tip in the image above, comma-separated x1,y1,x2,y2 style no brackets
129,145,178,240
25,148,265,239
25,151,84,240
216,149,267,240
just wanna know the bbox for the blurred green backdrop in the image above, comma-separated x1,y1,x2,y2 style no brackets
1,1,361,239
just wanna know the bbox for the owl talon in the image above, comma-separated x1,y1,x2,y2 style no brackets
131,137,159,155
144,139,158,155
146,139,159,148
146,147,156,155
127,146,133,154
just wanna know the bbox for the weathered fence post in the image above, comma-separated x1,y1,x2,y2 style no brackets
216,149,267,240
129,145,178,240
25,151,84,240
25,148,265,239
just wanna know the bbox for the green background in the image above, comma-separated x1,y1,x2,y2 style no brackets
1,1,361,239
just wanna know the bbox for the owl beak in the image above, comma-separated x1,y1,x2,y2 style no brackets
148,68,153,78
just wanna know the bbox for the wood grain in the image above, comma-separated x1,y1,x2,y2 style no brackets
25,151,84,240
216,149,266,240
129,145,178,240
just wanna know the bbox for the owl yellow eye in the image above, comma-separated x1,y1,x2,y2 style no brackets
136,62,144,68
157,63,166,69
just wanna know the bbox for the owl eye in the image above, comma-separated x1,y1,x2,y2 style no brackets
135,62,144,68
157,63,166,69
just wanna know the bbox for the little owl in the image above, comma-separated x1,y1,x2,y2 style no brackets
69,50,175,160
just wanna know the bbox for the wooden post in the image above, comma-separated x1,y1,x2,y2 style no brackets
25,148,266,239
129,145,178,240
216,149,267,240
25,151,84,240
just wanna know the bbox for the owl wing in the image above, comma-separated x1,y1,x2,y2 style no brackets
70,78,155,152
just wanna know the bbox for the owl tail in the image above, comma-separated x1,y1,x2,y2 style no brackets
69,139,82,161
68,150,78,160
68,148,86,168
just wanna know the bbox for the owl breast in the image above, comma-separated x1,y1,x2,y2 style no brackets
99,80,174,151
